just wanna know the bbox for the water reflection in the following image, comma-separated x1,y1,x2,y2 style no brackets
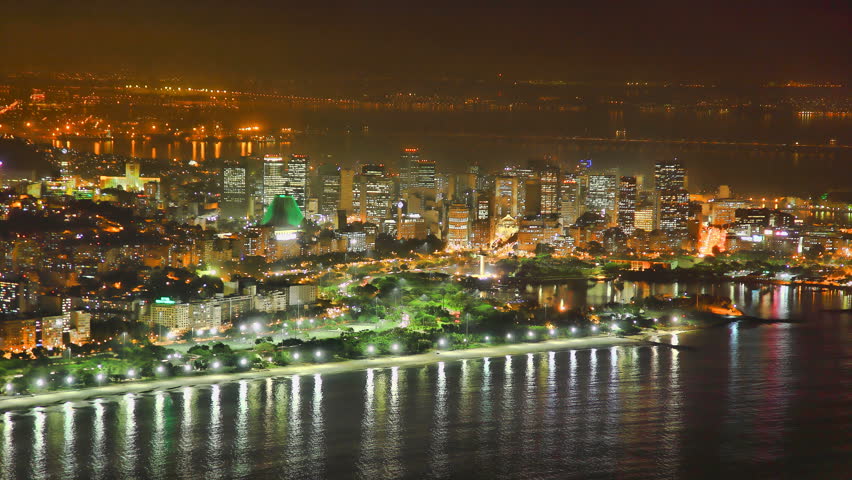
207,385,223,478
233,381,250,477
286,376,303,474
62,402,76,478
120,394,137,476
357,368,377,476
1,412,13,479
309,374,326,477
149,392,167,478
385,366,403,477
497,355,514,471
178,387,194,478
32,407,46,478
428,362,449,477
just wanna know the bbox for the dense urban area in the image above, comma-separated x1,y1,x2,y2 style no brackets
0,75,849,396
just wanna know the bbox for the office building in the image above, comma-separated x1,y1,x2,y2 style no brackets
412,159,437,189
446,203,471,251
655,160,689,236
494,175,519,217
317,164,341,218
399,148,420,191
539,165,560,215
617,176,637,234
221,161,249,219
285,154,309,211
358,165,393,224
586,174,618,225
262,155,287,206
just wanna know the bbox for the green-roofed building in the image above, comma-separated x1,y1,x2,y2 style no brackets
262,195,303,240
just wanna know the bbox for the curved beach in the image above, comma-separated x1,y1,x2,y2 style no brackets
0,335,640,411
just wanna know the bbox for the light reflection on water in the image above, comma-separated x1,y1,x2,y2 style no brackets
0,286,849,479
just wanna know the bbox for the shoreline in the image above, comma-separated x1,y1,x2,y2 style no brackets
0,335,640,412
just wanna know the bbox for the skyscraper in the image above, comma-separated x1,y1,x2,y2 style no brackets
412,159,437,189
339,168,354,215
617,176,637,234
655,159,689,236
399,148,420,192
559,176,581,227
494,175,519,217
285,154,309,211
222,161,249,219
317,164,341,218
586,174,618,224
446,203,471,251
358,164,393,224
262,155,286,207
539,165,560,215
654,159,686,191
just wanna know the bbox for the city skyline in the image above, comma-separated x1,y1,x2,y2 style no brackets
0,3,849,479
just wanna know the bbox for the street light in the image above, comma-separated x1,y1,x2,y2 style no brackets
672,316,679,323
367,345,376,354
293,352,301,360
183,364,192,372
211,361,221,369
127,369,136,378
527,331,535,338
4,383,12,392
484,335,491,342
591,326,598,332
438,338,447,347
96,373,105,383
65,376,74,385
239,358,249,366
549,328,556,336
156,365,165,373
571,327,577,333
391,343,400,352
314,350,323,359
196,329,205,336
506,333,513,340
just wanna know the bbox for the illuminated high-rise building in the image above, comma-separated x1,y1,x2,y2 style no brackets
412,159,437,189
654,159,686,191
494,175,519,217
339,168,354,215
475,193,493,221
358,164,393,224
586,174,618,224
221,161,249,219
503,165,535,215
285,154,309,211
617,176,637,234
539,165,560,215
446,203,471,251
262,155,286,206
658,189,690,235
399,148,420,191
317,164,341,218
559,177,581,226
655,159,689,235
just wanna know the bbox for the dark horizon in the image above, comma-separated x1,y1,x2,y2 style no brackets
2,1,850,84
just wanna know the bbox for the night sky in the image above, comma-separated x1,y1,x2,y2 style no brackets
2,1,850,82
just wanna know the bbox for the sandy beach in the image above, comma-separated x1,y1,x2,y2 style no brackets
0,335,641,411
